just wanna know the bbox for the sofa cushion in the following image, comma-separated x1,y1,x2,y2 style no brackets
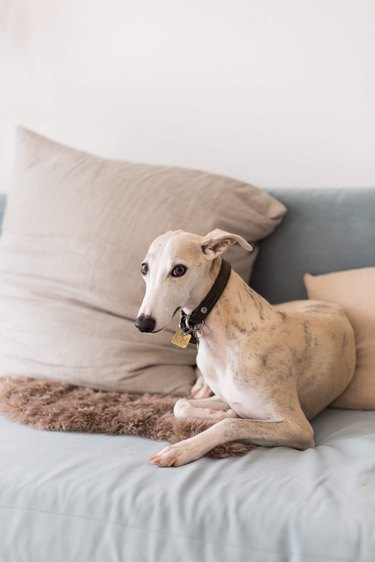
305,268,375,409
0,128,286,395
1,406,375,562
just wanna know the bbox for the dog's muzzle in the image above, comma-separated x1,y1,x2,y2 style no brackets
135,314,156,333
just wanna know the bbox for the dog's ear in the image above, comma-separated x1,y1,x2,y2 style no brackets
201,229,253,259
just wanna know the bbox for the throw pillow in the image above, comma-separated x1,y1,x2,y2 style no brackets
0,127,286,395
304,268,375,409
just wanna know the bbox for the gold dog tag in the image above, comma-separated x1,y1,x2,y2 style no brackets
171,329,191,348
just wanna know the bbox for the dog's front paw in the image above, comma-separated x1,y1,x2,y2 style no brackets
149,440,201,467
174,398,192,418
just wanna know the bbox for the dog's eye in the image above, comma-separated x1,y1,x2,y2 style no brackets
171,264,187,278
141,263,149,275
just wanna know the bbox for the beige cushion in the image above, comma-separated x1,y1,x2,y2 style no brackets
0,127,286,395
304,268,375,409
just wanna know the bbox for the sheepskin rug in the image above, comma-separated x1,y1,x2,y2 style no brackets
0,377,253,458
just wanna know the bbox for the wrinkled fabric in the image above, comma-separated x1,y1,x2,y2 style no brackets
1,408,375,562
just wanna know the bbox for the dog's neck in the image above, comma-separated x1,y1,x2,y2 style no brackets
183,258,275,343
201,271,274,338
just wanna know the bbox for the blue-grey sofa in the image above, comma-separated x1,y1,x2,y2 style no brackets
0,187,374,562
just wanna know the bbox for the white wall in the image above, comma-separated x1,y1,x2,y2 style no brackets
0,0,374,191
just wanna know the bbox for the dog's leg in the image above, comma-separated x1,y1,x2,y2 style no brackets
190,368,212,398
174,395,238,421
149,411,314,467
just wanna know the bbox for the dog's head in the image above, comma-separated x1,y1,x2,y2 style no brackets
135,229,252,333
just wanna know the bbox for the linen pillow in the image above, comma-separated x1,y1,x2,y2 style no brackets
304,268,375,409
0,127,286,395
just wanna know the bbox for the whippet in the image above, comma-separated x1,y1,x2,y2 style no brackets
135,229,356,467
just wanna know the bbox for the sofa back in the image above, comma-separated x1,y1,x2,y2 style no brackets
1,188,374,304
251,187,375,303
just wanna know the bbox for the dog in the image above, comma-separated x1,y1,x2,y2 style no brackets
135,229,356,467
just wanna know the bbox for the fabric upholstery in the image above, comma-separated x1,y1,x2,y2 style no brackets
251,187,375,303
1,407,375,562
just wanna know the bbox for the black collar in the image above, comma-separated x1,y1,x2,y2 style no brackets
179,258,232,344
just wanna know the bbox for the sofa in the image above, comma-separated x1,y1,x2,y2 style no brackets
0,187,374,562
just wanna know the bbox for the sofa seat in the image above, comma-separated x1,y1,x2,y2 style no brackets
1,408,375,562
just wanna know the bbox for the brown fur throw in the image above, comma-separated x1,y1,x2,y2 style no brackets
0,377,253,459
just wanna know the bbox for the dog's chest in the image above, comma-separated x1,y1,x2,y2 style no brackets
197,342,269,419
196,339,227,384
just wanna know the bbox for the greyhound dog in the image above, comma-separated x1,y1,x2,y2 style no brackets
135,229,356,467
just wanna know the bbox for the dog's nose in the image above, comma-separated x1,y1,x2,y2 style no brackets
135,314,156,333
